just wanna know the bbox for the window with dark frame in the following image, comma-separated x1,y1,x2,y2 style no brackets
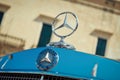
0,11,4,25
95,38,107,56
37,23,52,47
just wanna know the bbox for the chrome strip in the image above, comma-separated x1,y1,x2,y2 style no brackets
1,59,9,69
92,63,98,77
40,75,44,80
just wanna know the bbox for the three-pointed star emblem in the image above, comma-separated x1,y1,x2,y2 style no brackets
54,13,74,31
40,52,51,63
36,48,59,71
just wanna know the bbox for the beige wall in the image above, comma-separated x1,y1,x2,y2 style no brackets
0,0,120,60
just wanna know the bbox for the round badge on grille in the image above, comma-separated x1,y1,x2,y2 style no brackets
36,48,59,71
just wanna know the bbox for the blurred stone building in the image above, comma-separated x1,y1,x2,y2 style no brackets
0,0,120,61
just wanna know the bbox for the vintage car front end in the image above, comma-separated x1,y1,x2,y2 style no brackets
0,47,120,80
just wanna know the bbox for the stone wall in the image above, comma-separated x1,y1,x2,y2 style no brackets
0,0,120,60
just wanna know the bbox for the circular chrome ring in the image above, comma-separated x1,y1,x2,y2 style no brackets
52,11,78,38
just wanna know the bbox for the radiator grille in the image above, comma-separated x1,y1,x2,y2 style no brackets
0,72,81,80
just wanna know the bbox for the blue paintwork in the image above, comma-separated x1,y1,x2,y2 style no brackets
0,47,120,80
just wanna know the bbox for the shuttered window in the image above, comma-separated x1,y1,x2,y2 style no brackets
0,11,4,25
95,38,107,56
37,23,52,47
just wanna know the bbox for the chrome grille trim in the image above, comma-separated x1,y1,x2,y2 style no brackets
0,72,81,80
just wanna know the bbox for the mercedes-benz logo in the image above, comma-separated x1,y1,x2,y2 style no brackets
40,52,51,63
52,12,78,38
47,12,79,50
36,48,59,71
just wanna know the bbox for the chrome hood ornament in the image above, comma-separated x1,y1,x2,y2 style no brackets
47,12,79,50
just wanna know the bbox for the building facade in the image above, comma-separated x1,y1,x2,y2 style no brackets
0,0,120,61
